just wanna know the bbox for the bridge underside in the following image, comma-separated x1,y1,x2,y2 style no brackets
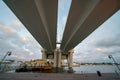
4,0,120,72
4,0,120,54
4,0,58,54
61,0,120,53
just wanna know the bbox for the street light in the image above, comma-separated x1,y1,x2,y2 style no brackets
108,55,120,72
0,51,12,71
1,51,12,62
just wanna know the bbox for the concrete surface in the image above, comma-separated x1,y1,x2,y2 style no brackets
0,73,120,80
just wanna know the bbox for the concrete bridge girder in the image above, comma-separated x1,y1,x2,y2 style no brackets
61,0,120,52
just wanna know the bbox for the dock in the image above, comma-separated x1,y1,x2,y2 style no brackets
0,73,120,80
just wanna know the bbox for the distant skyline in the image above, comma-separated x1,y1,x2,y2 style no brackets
0,0,120,63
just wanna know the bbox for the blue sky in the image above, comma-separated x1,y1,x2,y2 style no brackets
0,0,120,63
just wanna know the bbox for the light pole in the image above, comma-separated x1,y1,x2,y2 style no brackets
108,55,120,72
1,51,11,62
0,51,12,71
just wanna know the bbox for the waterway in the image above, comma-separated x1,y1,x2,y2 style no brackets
68,65,120,74
4,65,120,74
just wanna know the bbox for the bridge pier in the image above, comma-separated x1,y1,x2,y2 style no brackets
41,49,47,61
67,49,74,73
41,48,74,73
53,48,62,73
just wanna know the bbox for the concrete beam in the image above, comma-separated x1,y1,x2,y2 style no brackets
61,0,120,52
3,0,58,53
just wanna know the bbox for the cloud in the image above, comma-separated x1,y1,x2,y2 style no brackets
74,34,120,63
94,36,120,48
0,21,42,61
73,49,112,63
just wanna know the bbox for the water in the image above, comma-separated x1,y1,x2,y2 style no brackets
3,64,120,74
68,65,120,74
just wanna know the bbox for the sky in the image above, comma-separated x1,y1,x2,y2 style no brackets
0,0,120,63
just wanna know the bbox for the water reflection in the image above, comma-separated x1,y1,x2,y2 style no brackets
72,65,120,74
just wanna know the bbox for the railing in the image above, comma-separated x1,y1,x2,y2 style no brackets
0,63,19,73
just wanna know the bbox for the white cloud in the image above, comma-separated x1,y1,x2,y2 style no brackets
0,21,42,61
29,52,34,56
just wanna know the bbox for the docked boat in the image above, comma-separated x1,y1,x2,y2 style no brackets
16,60,53,72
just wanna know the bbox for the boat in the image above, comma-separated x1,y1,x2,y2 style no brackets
15,60,53,72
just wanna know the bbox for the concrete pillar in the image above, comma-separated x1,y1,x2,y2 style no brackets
61,60,64,67
68,49,74,73
53,48,61,72
41,49,47,61
53,49,57,67
58,49,61,67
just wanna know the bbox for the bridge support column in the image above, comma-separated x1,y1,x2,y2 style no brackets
41,49,47,61
68,49,74,73
53,48,61,73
